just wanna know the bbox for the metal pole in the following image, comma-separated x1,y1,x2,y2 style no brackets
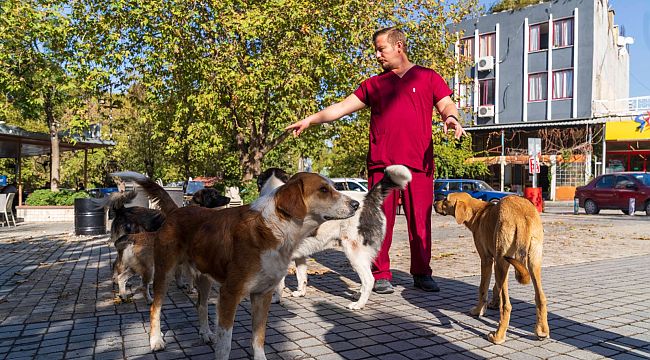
501,130,505,191
17,139,22,206
84,149,88,189
602,124,607,174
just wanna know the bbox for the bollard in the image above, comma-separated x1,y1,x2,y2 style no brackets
629,198,635,216
573,198,579,215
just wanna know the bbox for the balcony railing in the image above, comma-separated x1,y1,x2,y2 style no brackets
592,96,650,117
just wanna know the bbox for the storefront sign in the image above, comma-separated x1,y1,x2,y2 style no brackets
605,115,650,141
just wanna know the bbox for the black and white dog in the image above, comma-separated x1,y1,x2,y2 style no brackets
258,165,411,309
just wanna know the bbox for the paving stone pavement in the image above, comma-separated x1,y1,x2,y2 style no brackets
0,220,649,360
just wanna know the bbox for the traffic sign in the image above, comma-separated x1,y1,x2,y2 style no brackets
528,157,540,174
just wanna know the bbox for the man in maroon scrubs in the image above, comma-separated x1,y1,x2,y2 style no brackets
286,27,465,293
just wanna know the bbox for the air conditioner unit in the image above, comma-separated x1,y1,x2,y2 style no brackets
476,56,494,71
478,105,495,117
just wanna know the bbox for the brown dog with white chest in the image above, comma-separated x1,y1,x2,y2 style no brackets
434,192,549,344
141,172,358,359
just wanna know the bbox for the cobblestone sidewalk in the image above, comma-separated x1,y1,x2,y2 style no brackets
0,223,649,359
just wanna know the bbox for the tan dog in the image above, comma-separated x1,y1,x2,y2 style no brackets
434,192,549,344
135,172,359,359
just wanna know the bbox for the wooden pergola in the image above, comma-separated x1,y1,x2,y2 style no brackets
0,123,115,204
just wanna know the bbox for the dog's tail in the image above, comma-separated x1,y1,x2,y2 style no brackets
504,256,531,285
97,190,137,213
111,171,179,215
379,165,412,195
360,165,412,246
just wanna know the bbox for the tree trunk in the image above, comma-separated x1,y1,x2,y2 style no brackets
45,92,60,192
241,150,263,181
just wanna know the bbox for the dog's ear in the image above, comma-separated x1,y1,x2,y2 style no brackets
454,200,472,224
275,178,307,220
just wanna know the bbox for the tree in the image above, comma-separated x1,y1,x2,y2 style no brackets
0,0,103,191
490,0,551,13
71,0,481,183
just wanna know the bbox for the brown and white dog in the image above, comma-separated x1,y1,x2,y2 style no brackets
118,171,359,359
434,192,549,344
258,165,412,310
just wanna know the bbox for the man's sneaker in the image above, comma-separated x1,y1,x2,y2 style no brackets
372,279,394,294
413,275,440,292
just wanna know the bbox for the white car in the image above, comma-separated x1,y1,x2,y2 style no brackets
331,178,368,194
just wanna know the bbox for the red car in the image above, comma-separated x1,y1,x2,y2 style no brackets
575,172,650,215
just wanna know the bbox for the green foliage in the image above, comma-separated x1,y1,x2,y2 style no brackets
491,0,550,13
433,128,489,179
25,189,89,206
2,0,481,190
238,181,260,206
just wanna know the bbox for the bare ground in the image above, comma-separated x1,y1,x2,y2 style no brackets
301,208,650,280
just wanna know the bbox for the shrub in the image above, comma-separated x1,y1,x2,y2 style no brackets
25,189,90,206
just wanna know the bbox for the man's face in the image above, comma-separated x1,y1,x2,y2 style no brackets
374,34,401,71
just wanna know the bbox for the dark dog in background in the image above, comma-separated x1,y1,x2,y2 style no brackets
102,191,166,243
257,168,291,196
103,183,230,301
190,189,230,208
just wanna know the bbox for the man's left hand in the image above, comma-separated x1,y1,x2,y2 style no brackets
443,117,466,139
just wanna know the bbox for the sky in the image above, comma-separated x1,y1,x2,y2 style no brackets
479,0,650,97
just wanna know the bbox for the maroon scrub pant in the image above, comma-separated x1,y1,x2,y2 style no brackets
369,167,433,281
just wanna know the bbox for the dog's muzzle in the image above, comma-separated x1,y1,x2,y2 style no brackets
324,199,360,221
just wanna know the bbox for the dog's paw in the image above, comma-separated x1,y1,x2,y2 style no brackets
347,301,365,310
150,333,166,351
199,329,215,344
469,305,485,317
487,332,506,345
535,325,550,340
291,290,306,298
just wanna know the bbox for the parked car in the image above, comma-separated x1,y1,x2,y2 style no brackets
331,177,368,194
87,187,119,198
574,172,650,215
434,179,514,204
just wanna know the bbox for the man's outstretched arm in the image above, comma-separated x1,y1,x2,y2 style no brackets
286,94,366,137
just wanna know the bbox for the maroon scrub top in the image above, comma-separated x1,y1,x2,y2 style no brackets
353,65,452,173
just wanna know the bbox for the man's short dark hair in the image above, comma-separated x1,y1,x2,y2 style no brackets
373,27,408,53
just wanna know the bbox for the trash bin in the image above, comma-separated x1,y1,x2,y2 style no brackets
74,198,106,235
164,187,184,207
524,187,544,213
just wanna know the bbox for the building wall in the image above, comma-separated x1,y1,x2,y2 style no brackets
454,0,597,124
591,0,630,107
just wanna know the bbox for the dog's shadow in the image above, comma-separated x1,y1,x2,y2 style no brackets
285,251,650,359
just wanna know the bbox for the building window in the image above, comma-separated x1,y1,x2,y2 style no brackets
529,23,549,51
479,33,495,57
479,79,495,105
553,70,573,99
460,37,474,59
528,73,547,101
554,18,574,47
458,83,474,108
